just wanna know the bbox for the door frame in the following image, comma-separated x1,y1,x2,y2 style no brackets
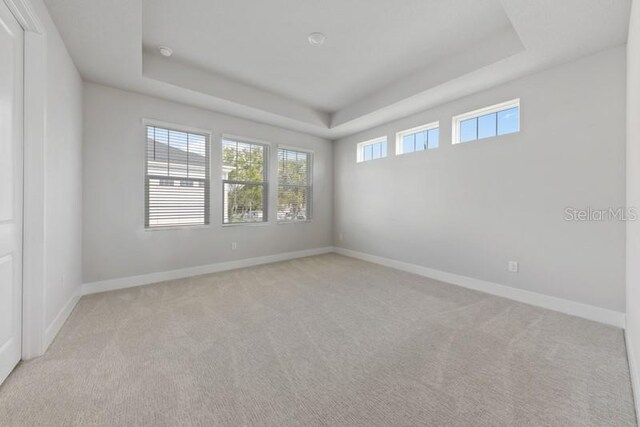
4,0,48,359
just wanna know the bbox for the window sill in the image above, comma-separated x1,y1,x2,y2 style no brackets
356,156,388,164
452,130,520,145
144,224,210,232
277,220,312,225
222,221,270,227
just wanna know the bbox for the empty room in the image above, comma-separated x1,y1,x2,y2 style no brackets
1,0,640,425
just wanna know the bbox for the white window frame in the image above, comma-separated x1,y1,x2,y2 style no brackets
221,134,270,226
452,98,520,144
395,121,439,155
277,145,313,224
142,119,212,230
356,136,387,163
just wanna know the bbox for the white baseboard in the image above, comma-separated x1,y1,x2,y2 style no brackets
81,245,624,328
334,247,625,328
626,330,640,424
82,247,334,296
43,291,80,351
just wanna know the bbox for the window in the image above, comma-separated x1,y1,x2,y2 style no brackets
145,124,210,228
396,122,439,155
452,99,520,144
357,137,387,162
222,137,268,224
278,148,312,222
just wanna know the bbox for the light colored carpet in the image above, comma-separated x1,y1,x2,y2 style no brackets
0,254,635,426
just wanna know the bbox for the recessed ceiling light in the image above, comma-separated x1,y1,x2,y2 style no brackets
308,32,325,47
159,46,173,57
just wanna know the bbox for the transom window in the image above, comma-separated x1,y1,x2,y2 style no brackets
278,148,312,222
396,122,439,155
453,99,520,144
222,137,268,224
357,137,387,163
145,124,210,228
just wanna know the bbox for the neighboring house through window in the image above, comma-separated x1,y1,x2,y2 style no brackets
145,124,210,228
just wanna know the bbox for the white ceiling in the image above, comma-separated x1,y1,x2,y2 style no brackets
44,0,631,139
142,0,514,112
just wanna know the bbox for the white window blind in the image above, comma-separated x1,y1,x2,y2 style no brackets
145,125,210,228
222,138,268,224
278,148,312,222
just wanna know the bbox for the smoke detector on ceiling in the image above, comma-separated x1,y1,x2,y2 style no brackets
159,46,173,57
308,33,325,47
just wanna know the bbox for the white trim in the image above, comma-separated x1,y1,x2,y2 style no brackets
626,330,640,424
4,0,43,33
277,147,313,223
144,120,213,230
395,121,439,155
356,136,387,163
82,247,334,295
142,118,213,138
144,224,211,232
224,133,273,147
334,247,625,328
21,9,47,359
222,136,270,226
43,292,80,350
277,143,315,154
222,221,270,227
453,98,520,124
83,246,627,328
452,98,520,144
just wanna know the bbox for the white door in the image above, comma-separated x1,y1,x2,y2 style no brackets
0,0,24,385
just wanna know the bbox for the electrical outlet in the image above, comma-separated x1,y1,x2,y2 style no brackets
60,273,65,289
231,242,237,250
508,261,519,273
338,233,344,242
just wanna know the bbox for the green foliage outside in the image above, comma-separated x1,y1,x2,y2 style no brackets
223,144,265,222
222,143,310,222
278,152,309,220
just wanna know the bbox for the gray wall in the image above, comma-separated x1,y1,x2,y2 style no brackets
82,82,333,284
334,46,626,312
30,0,83,331
626,0,640,414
